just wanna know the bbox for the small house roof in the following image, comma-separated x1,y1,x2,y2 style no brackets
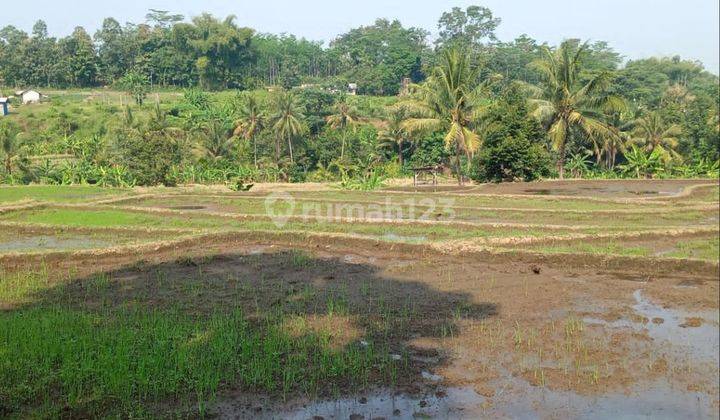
15,89,40,96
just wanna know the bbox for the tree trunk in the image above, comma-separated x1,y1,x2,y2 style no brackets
340,130,346,159
287,136,294,164
274,137,281,166
557,143,566,180
455,143,463,186
398,143,403,167
252,136,258,169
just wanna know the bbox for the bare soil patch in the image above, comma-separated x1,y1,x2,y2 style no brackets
467,179,716,198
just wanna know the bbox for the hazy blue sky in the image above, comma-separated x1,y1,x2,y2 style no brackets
3,0,719,72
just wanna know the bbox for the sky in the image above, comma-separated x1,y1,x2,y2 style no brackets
2,0,719,73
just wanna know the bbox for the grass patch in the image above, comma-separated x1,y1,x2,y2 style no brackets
0,305,390,417
664,237,720,261
532,242,651,257
1,207,589,241
0,263,401,417
119,194,717,228
0,186,128,204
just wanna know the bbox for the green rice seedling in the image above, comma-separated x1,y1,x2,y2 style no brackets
290,250,311,267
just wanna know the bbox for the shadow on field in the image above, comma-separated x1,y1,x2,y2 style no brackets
4,249,498,416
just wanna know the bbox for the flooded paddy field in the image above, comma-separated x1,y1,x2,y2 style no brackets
521,231,720,262
0,179,717,418
103,194,719,229
384,179,716,198
0,224,177,254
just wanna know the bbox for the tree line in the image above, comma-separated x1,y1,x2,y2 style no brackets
0,6,718,186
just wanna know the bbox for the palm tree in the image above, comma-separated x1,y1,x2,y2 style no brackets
233,94,264,168
326,99,360,159
597,111,633,170
401,48,490,185
530,40,624,178
378,106,411,166
197,118,233,162
631,111,682,162
0,122,21,175
269,90,305,165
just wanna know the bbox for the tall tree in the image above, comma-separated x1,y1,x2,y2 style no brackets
60,27,98,86
530,39,624,178
435,5,500,51
631,111,682,162
173,14,254,89
95,18,131,84
402,48,490,185
330,19,428,95
326,99,360,159
233,93,265,168
378,106,411,166
269,90,305,165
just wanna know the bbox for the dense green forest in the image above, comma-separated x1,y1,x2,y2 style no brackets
0,6,718,186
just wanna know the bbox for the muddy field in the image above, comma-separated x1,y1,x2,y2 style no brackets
0,179,718,418
385,179,714,198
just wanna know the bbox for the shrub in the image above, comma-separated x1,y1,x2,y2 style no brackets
471,136,552,182
470,85,552,182
114,131,181,186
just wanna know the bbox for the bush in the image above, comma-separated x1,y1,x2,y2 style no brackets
407,132,450,168
471,136,552,182
114,132,181,186
470,85,552,182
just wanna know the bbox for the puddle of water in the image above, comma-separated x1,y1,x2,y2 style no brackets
526,189,553,195
421,370,443,382
632,289,719,363
380,233,428,243
0,235,114,252
342,254,378,265
585,290,719,363
490,375,717,420
273,387,485,420
235,377,717,419
169,205,206,210
524,186,679,197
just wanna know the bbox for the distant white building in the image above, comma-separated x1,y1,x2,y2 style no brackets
348,83,357,95
15,89,41,104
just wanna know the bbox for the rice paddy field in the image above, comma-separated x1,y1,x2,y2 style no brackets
0,179,718,418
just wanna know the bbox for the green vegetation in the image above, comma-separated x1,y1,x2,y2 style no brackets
118,194,716,228
531,235,719,262
0,265,399,417
0,6,717,187
0,207,582,241
664,237,720,261
0,182,717,416
0,185,127,203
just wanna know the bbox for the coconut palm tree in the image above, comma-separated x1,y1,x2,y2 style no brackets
326,99,360,159
597,111,634,170
233,94,264,168
631,111,682,162
269,90,305,165
530,40,624,178
401,48,490,185
197,118,234,162
378,106,411,166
